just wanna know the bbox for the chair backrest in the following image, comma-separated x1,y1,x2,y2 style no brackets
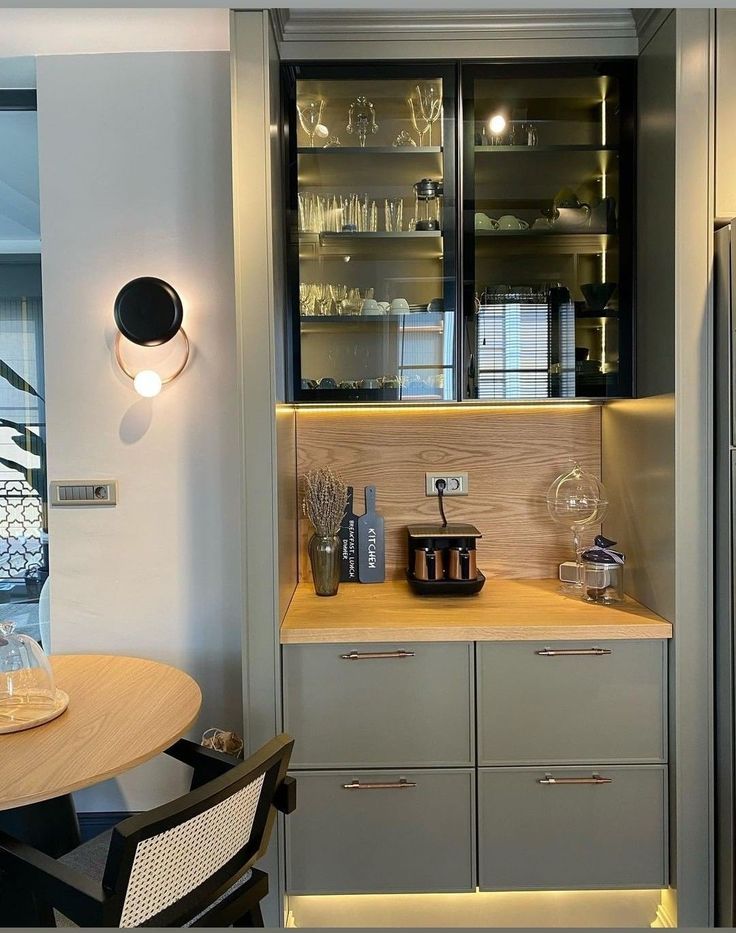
101,734,293,927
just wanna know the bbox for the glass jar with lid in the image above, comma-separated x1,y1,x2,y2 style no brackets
580,535,625,604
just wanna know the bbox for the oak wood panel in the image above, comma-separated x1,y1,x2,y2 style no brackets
296,406,601,579
280,579,672,644
0,655,202,810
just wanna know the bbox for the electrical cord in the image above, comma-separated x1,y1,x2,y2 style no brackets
435,478,448,528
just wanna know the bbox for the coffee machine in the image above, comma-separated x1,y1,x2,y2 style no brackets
406,523,484,595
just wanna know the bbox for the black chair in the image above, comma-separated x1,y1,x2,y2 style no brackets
0,734,296,927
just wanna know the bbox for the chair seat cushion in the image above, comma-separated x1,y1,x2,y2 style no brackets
54,830,253,927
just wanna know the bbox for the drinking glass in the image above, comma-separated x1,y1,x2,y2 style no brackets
384,198,404,232
297,99,326,147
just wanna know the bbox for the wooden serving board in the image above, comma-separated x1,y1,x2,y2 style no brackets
0,689,69,734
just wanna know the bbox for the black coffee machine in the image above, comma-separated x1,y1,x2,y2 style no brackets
406,523,485,595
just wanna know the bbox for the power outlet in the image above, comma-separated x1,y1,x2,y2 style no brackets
425,472,469,497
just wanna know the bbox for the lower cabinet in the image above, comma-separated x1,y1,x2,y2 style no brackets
478,766,668,890
285,769,476,894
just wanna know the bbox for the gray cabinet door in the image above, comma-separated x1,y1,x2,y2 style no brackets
286,769,475,894
478,766,667,890
478,640,667,765
283,642,474,767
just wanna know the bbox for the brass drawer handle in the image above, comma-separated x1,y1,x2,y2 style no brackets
535,647,612,657
342,779,417,790
339,650,415,660
538,774,613,785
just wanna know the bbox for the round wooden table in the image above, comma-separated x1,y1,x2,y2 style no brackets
0,655,201,924
0,655,202,812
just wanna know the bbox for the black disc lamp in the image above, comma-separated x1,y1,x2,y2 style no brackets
113,277,190,397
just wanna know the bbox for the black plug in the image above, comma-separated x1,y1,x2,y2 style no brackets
434,478,448,528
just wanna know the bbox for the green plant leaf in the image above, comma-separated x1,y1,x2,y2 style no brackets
0,360,42,400
11,430,43,457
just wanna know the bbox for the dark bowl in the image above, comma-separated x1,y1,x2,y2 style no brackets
575,347,590,362
581,282,617,312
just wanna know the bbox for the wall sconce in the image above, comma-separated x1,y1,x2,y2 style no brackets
113,277,190,397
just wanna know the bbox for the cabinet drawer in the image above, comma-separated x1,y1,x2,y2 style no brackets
283,642,474,767
285,769,475,894
478,640,666,765
478,766,667,890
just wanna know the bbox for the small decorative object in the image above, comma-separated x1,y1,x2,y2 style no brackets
413,177,443,231
581,282,618,313
201,727,244,758
339,486,359,582
302,467,349,596
580,535,625,604
346,96,378,148
546,461,609,593
357,485,385,583
297,99,326,146
393,130,417,148
408,84,442,146
0,621,69,733
323,135,342,148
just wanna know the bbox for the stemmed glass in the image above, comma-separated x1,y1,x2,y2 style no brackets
408,85,442,147
297,99,325,147
346,96,378,148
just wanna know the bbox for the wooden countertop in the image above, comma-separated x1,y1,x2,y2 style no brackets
280,578,673,644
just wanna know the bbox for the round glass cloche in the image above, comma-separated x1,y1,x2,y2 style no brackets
0,621,68,733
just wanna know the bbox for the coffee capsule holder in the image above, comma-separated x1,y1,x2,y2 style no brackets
406,523,485,596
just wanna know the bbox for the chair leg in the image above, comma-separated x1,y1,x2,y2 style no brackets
233,903,264,927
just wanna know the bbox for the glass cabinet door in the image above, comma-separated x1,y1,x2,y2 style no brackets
462,63,635,400
287,65,456,402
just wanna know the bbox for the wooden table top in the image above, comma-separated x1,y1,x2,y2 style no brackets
0,655,202,811
280,578,673,644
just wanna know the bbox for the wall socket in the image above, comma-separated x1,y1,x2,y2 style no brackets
425,472,469,497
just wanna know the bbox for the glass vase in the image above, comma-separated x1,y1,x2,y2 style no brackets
309,533,341,596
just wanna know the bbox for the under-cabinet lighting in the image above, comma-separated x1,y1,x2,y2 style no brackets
295,403,597,415
601,97,607,147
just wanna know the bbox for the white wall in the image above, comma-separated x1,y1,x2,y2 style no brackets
36,50,242,810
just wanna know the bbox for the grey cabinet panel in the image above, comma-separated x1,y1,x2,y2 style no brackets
478,766,667,890
478,640,666,765
286,769,475,894
283,642,474,767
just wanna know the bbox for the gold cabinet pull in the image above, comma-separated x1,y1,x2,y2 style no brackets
535,647,612,657
538,774,613,785
339,650,415,660
342,779,417,790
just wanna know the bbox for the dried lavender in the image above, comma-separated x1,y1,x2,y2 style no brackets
302,467,348,536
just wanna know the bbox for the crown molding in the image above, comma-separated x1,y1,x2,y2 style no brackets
273,8,638,46
632,8,672,52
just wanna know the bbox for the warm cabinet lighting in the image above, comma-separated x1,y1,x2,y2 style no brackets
488,113,507,135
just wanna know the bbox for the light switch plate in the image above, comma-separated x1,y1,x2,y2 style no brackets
50,480,117,507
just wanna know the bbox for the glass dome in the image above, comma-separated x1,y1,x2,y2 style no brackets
546,461,609,533
0,621,57,725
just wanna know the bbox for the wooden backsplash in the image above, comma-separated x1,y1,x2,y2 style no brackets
296,406,602,581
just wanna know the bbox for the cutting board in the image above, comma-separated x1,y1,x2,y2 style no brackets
357,485,385,583
339,486,359,582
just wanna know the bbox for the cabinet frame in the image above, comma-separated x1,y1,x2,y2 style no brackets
282,60,459,404
460,58,637,401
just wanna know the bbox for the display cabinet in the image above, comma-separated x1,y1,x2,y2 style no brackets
462,62,635,400
285,64,457,403
283,60,635,403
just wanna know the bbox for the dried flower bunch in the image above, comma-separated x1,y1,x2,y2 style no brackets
302,467,348,536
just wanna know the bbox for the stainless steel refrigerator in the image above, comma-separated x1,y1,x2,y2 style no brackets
715,222,736,925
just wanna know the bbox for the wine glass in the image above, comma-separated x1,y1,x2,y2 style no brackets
297,99,325,147
408,85,442,146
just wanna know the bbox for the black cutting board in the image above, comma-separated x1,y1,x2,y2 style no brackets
339,486,359,582
357,485,385,583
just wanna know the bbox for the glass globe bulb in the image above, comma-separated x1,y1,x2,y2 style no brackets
133,370,163,398
489,114,506,135
546,461,608,531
